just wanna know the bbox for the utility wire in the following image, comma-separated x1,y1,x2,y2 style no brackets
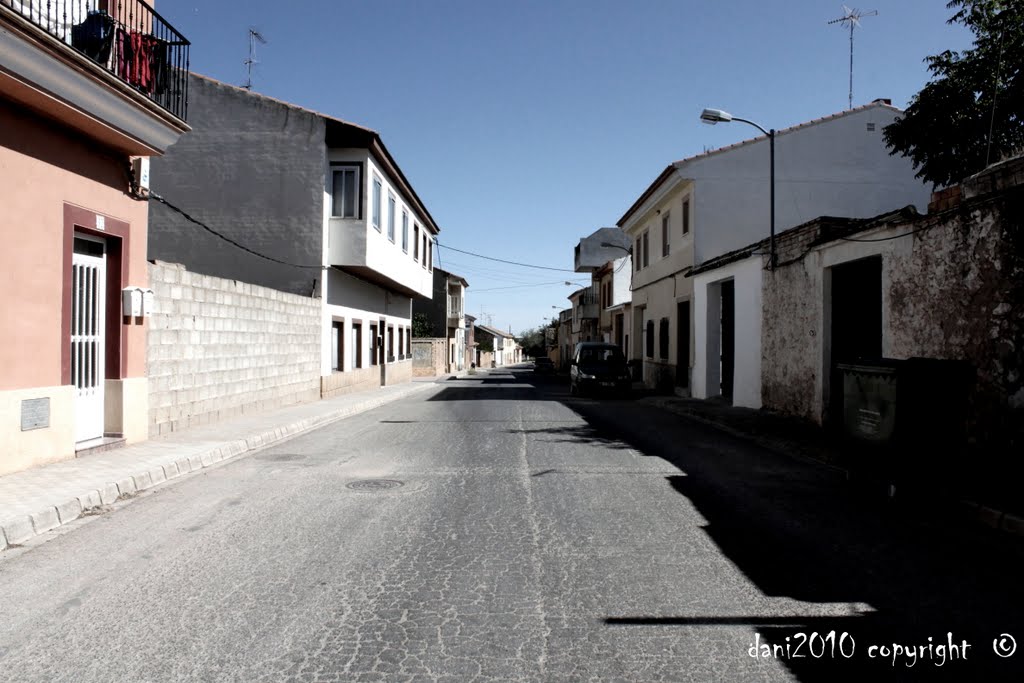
150,193,324,270
473,280,589,293
436,241,578,272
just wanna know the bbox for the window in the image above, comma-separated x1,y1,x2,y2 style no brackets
661,212,670,257
642,231,649,268
331,320,343,371
351,323,362,369
331,166,360,218
635,239,641,271
369,323,379,365
422,234,428,266
387,194,396,242
398,327,404,359
372,177,382,231
428,239,433,272
645,320,655,358
682,199,690,235
387,326,395,362
659,318,669,360
406,327,411,356
414,224,420,259
402,211,409,252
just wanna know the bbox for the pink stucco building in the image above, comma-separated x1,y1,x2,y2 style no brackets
0,0,190,474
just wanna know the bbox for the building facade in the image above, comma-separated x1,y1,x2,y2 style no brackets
149,74,439,404
412,268,469,374
618,100,931,400
1,0,190,474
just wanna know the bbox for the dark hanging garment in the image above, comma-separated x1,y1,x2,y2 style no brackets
71,10,115,64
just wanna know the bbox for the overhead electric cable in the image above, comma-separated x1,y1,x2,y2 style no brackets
436,241,577,272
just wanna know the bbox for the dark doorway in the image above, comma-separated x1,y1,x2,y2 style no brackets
720,281,735,401
614,313,624,350
828,256,883,425
676,301,690,388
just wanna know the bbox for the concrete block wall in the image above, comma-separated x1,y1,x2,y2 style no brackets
147,261,321,436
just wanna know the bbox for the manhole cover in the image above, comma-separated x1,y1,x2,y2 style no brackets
346,479,404,491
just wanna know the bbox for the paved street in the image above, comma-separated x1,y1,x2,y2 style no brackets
2,367,1022,682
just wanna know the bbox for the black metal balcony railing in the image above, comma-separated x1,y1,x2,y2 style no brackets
3,0,190,121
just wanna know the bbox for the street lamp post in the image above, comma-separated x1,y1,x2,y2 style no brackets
700,108,776,270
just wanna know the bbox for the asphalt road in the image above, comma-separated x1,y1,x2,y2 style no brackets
1,366,1022,682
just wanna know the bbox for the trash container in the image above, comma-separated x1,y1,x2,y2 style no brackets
837,360,901,443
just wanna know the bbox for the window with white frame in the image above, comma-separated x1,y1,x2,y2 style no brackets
661,212,670,257
414,224,420,259
642,230,649,268
331,165,360,218
387,194,396,242
427,239,433,272
402,211,409,252
372,177,382,231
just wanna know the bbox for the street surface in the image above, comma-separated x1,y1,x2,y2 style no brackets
2,366,1022,682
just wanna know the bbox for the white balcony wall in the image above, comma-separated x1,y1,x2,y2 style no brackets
325,149,433,298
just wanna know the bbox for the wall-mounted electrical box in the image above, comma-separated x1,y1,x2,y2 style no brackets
132,157,150,191
122,287,142,317
142,288,155,317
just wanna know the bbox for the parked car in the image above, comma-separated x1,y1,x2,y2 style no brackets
533,357,555,374
569,342,630,397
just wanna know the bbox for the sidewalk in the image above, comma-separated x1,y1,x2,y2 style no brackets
642,395,1024,538
0,381,438,550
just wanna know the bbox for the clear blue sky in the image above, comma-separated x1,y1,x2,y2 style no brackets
168,0,972,335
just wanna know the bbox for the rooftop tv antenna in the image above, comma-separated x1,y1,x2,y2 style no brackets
827,5,877,110
243,28,267,90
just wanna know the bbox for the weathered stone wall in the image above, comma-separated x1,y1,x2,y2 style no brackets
147,261,321,436
887,173,1024,452
412,338,446,377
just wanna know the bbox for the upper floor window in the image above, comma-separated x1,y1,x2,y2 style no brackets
331,166,360,219
422,234,428,267
682,199,690,235
414,224,420,259
402,211,409,252
661,212,670,257
642,231,649,268
635,238,641,271
387,194,396,242
372,177,382,231
428,239,433,272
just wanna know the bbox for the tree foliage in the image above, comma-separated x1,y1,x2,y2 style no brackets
884,0,1024,189
411,313,432,338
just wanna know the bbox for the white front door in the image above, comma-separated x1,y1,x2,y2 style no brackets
72,236,106,443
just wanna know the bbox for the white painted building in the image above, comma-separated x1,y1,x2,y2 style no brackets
618,100,932,403
323,130,440,395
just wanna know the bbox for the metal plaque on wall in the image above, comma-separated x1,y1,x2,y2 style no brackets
21,398,50,431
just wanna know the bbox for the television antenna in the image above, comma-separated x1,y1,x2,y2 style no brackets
243,28,267,90
827,5,877,110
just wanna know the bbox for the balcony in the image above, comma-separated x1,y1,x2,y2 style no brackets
447,295,464,329
574,285,599,320
1,0,190,152
328,218,433,299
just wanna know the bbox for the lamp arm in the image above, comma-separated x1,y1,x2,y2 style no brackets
730,117,770,137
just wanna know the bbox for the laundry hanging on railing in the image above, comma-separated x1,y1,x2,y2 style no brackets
115,28,169,95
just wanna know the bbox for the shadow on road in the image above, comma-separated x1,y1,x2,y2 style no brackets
458,367,1024,681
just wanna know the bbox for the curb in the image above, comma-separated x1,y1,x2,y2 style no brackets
644,397,1024,541
0,382,435,551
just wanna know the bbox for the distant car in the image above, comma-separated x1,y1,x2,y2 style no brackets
533,357,555,374
570,342,630,397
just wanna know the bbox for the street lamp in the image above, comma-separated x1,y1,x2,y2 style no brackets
700,108,776,269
